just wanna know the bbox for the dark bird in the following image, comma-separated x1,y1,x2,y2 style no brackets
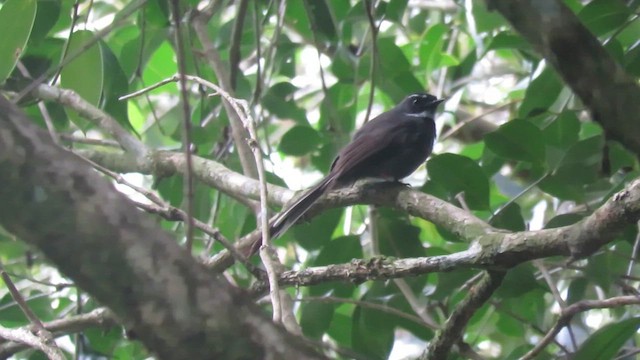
270,93,444,239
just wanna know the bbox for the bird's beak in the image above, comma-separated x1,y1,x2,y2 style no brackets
431,98,446,106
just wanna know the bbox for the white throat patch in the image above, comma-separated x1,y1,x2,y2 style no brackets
405,109,435,118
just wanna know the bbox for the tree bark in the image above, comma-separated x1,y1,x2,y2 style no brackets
486,0,640,157
0,97,324,360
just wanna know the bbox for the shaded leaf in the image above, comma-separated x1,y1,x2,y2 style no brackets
485,120,546,164
0,0,36,83
427,153,490,210
573,317,640,360
279,125,322,156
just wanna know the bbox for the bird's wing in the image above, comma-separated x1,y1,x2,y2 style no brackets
330,119,417,178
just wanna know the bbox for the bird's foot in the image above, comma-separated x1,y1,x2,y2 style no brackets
392,179,412,187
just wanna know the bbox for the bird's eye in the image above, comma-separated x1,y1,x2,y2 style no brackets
412,98,419,105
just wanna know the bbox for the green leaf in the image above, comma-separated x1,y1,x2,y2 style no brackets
376,208,425,258
307,235,360,300
300,301,335,339
485,120,546,164
542,111,580,149
471,0,507,32
279,125,322,156
384,0,408,23
579,0,632,36
495,264,543,298
0,0,37,83
327,310,353,345
573,317,640,360
518,68,563,118
30,0,60,44
263,82,307,123
539,135,604,199
302,0,337,41
490,202,526,231
60,30,104,106
292,208,343,250
566,277,588,305
377,38,424,102
141,41,177,87
419,24,446,74
427,153,490,210
100,41,134,133
487,32,532,52
352,285,397,359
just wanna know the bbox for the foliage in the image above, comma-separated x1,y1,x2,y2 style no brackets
0,0,639,358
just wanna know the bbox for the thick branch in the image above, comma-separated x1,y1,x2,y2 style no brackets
0,97,324,359
486,0,640,156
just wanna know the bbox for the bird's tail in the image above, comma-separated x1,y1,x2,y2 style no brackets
269,175,336,239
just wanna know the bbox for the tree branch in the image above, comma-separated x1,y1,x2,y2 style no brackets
0,96,324,359
423,271,505,360
0,308,116,358
486,0,640,156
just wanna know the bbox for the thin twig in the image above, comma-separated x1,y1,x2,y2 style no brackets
240,98,284,323
0,264,64,359
229,0,249,89
0,308,115,358
15,62,61,146
170,0,196,252
191,5,258,179
51,0,81,85
75,152,262,275
0,326,64,360
521,295,640,360
625,221,640,284
534,260,577,352
440,100,518,141
363,0,378,123
59,134,120,148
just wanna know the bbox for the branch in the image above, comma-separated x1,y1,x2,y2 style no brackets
0,308,116,358
77,144,640,278
240,178,640,290
486,0,640,156
33,84,148,157
521,295,640,360
191,6,258,178
0,96,325,359
423,271,505,360
0,326,63,360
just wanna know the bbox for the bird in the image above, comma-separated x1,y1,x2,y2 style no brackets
269,93,444,239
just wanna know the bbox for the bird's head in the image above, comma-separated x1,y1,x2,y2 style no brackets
400,93,445,119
